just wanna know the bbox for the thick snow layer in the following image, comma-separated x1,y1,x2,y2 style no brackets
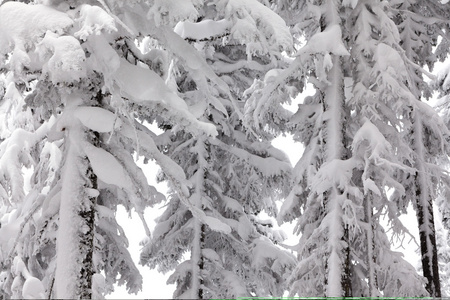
373,43,408,78
202,248,221,265
251,237,295,273
277,185,303,224
174,19,232,40
237,216,252,240
114,59,217,137
203,215,232,234
0,2,73,71
84,144,133,190
0,212,20,253
297,25,349,56
37,31,86,83
221,270,249,298
22,277,45,299
74,4,117,41
312,159,355,196
0,127,37,203
55,128,83,298
12,257,46,299
219,0,292,53
148,0,202,26
352,119,391,162
156,25,231,100
74,106,122,133
114,58,187,106
85,35,120,86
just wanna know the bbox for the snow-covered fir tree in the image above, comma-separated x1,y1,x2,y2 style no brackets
268,0,357,296
347,1,445,296
1,0,450,298
0,0,217,298
250,0,450,297
392,0,450,296
140,0,296,298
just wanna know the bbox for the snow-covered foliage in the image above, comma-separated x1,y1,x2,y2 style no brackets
140,1,295,298
267,0,450,297
0,0,229,298
1,0,450,298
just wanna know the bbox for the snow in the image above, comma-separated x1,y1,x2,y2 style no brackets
12,257,45,299
148,0,201,26
312,159,355,196
74,4,117,41
221,270,248,298
277,185,303,224
203,215,231,234
22,277,45,299
0,127,38,203
74,106,122,133
210,138,291,177
37,31,86,83
55,126,83,298
92,273,106,299
436,61,450,91
219,0,292,54
85,34,121,87
119,123,191,196
352,119,392,163
237,216,252,240
296,25,349,56
202,248,221,264
0,2,73,72
174,19,232,40
373,43,408,79
84,144,133,190
342,0,358,8
113,58,217,137
251,237,296,275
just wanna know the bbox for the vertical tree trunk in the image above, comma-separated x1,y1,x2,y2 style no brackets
55,104,98,299
413,115,441,297
322,55,352,297
415,172,441,297
192,217,205,299
76,161,97,299
364,193,378,296
191,139,208,299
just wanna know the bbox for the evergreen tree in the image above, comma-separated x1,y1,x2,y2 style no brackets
254,0,449,296
140,0,296,298
0,0,216,298
392,1,450,296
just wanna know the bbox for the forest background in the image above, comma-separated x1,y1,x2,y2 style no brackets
1,0,450,299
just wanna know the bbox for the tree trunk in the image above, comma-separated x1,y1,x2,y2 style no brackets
55,106,98,299
415,172,441,297
413,115,441,297
364,193,378,296
322,55,352,297
191,139,208,299
191,215,205,299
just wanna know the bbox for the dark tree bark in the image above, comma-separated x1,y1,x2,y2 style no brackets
77,162,97,299
415,172,441,297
